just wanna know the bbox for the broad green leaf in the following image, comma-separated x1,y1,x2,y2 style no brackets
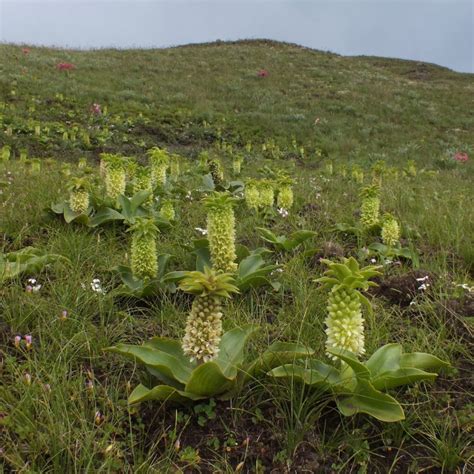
184,362,234,397
237,254,266,278
214,325,258,378
372,367,438,391
145,337,191,363
366,344,402,376
130,190,152,212
161,271,187,284
191,239,212,271
337,378,405,422
369,242,389,254
283,230,316,251
118,194,132,219
157,253,173,280
245,342,314,381
201,173,215,191
89,207,124,227
63,204,83,223
107,344,192,384
50,201,66,214
128,383,205,404
400,352,449,371
1,248,68,282
235,244,250,262
268,361,340,388
328,348,370,381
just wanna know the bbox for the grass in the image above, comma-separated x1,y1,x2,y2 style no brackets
1,39,473,472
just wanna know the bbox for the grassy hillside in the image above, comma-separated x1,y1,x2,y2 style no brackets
0,40,473,472
1,40,473,158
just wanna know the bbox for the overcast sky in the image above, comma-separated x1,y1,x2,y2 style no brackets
0,1,472,73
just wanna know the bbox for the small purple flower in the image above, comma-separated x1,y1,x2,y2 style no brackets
60,310,68,321
14,335,21,348
24,335,33,349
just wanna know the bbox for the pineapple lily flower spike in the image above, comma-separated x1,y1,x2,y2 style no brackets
203,192,238,274
127,217,159,280
107,267,313,404
180,267,239,363
316,257,381,358
269,256,449,422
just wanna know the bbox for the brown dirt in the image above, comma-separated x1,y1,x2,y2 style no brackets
371,270,435,306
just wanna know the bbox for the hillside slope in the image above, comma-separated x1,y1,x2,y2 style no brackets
1,40,473,161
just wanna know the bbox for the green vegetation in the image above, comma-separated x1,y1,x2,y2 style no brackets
0,40,473,472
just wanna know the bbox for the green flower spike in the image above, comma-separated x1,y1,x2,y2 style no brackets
381,213,400,247
258,180,275,208
101,154,127,199
316,257,381,359
208,157,224,186
180,268,239,363
68,177,90,214
147,147,169,186
1,145,11,162
244,180,260,211
160,199,175,221
128,217,159,280
30,158,41,174
276,177,294,210
132,165,154,206
204,192,238,273
126,158,138,182
351,166,364,184
232,154,244,175
359,184,380,229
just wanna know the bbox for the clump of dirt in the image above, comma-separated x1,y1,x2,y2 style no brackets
309,241,345,270
445,295,474,318
138,401,282,471
372,270,434,306
299,202,322,216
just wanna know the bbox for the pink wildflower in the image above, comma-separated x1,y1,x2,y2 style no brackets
56,62,75,71
24,335,33,350
14,335,21,348
257,69,269,77
453,152,468,163
90,103,101,115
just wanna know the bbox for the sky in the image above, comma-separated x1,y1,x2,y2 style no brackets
0,0,472,73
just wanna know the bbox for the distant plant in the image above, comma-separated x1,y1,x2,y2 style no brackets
359,184,380,230
131,165,153,206
101,153,127,200
204,192,238,273
381,213,400,247
1,247,68,283
128,217,159,280
244,179,260,211
68,177,90,214
232,153,244,175
257,179,275,208
258,228,315,253
148,147,169,186
160,199,175,221
1,145,11,162
276,176,294,211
